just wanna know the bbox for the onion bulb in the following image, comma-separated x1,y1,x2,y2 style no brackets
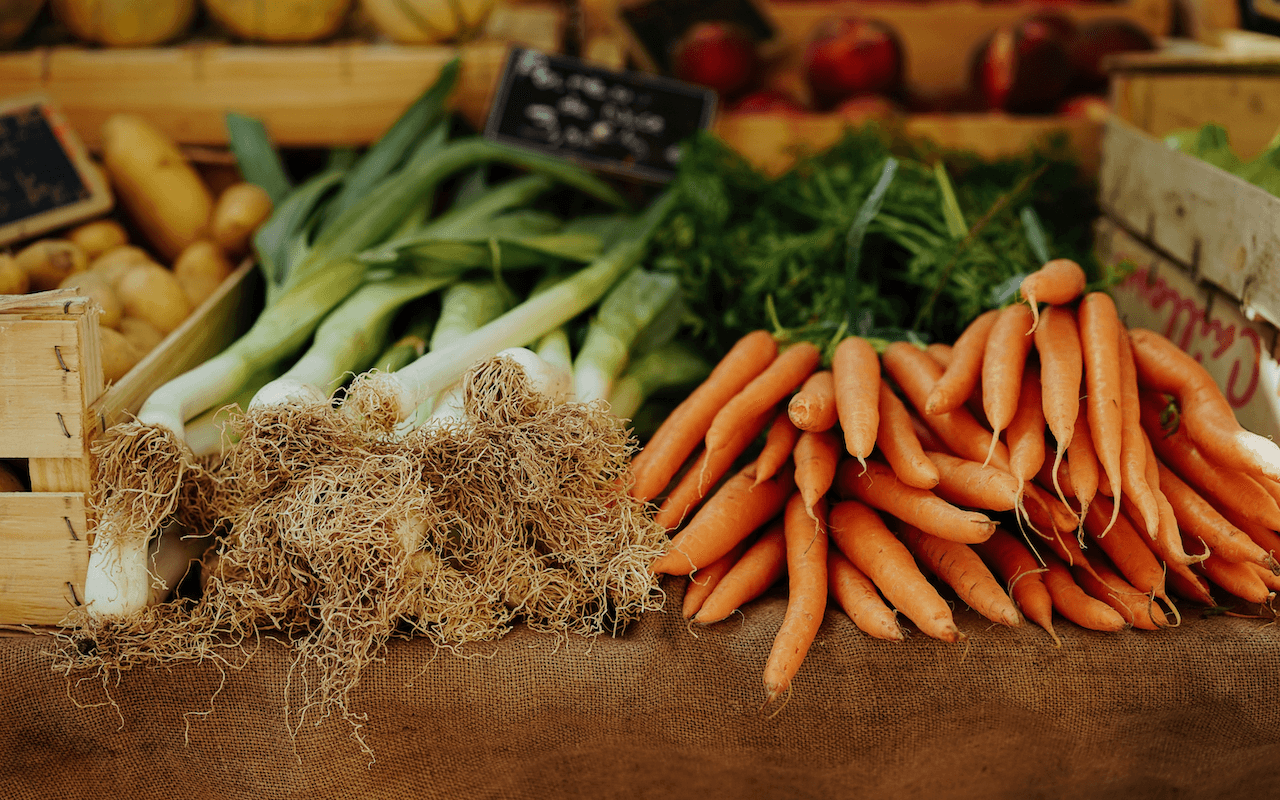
0,0,45,47
52,0,196,46
357,0,493,44
203,0,352,43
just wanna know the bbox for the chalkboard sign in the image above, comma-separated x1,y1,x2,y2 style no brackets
618,0,776,75
0,94,113,247
484,48,717,184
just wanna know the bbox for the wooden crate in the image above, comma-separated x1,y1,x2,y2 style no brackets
0,260,259,626
0,3,567,149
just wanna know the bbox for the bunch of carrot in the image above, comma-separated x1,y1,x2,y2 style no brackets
631,258,1280,706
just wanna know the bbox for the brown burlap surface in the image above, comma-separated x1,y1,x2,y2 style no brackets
1,581,1277,800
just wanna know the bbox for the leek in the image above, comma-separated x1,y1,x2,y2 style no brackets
571,267,681,403
606,341,712,421
373,307,439,374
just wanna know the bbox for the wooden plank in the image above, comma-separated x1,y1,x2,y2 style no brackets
1098,116,1280,331
0,493,89,626
1111,71,1280,160
0,312,98,460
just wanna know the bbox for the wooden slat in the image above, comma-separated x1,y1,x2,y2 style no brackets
1111,71,1280,160
0,493,89,626
0,312,99,460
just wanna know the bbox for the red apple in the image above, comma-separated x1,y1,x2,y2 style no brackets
670,21,760,100
803,17,904,110
1057,93,1111,123
1067,19,1156,94
729,89,809,114
974,15,1074,113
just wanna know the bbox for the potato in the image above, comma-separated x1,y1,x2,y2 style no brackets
99,326,142,384
0,461,24,492
173,240,233,307
90,244,154,288
15,239,88,292
101,113,213,262
0,254,29,295
58,270,124,329
68,219,129,260
116,263,192,334
117,315,165,356
211,182,273,258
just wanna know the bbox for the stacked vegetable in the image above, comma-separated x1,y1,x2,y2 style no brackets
638,258,1280,707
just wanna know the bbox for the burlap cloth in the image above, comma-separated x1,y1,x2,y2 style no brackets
1,581,1277,800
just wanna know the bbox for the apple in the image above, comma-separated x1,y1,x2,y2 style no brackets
974,15,1074,113
1067,19,1156,94
803,17,904,110
670,21,760,100
1057,94,1111,123
729,89,809,114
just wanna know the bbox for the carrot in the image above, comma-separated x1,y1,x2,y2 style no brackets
631,329,778,502
972,528,1059,644
793,428,841,520
1196,551,1275,605
1082,496,1169,602
1136,431,1206,567
882,342,1011,469
831,336,880,466
1129,327,1280,484
926,342,953,368
909,411,948,454
1117,328,1161,538
925,308,999,415
1020,258,1087,333
835,459,997,544
1006,360,1047,512
1219,503,1280,564
751,411,802,487
1254,475,1280,513
1072,550,1167,631
828,500,963,642
1249,562,1280,593
1034,305,1083,507
1156,460,1278,571
1166,563,1216,606
925,450,1021,513
787,369,838,433
1066,400,1100,518
1040,554,1127,632
1078,292,1125,535
656,407,775,530
1028,514,1097,580
763,494,830,702
980,303,1037,464
1023,481,1081,535
1139,390,1280,531
705,341,821,458
693,517,788,624
898,523,1022,627
1035,454,1076,500
681,537,752,619
651,462,796,576
827,547,904,642
877,383,940,490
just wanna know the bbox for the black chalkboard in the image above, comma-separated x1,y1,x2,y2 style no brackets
619,0,776,75
484,48,717,184
0,95,112,246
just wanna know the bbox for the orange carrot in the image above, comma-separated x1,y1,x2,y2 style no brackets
693,517,788,624
909,410,948,454
1137,431,1206,567
656,407,775,530
1196,551,1275,605
1157,460,1277,571
651,463,796,576
925,450,1021,513
681,537,752,619
981,303,1037,464
793,428,841,519
972,528,1059,644
1034,304,1083,507
827,546,904,641
1006,360,1047,510
831,336,880,465
1028,515,1096,580
751,410,801,487
1249,562,1280,593
1139,390,1280,532
1078,291,1125,535
1035,454,1076,500
1066,400,1100,518
787,369,838,432
1219,503,1280,564
1072,550,1167,631
1040,554,1128,632
763,494,830,702
1023,481,1081,535
835,459,997,544
1118,328,1160,537
925,308,999,415
926,342,953,368
882,341,1011,469
705,341,821,458
1020,258,1087,332
1129,327,1280,484
828,500,963,642
1166,563,1217,606
898,522,1022,627
877,383,940,490
632,330,778,502
1082,496,1169,602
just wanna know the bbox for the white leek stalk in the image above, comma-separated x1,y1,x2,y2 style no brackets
420,279,512,423
428,346,573,426
571,268,680,403
606,341,712,421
